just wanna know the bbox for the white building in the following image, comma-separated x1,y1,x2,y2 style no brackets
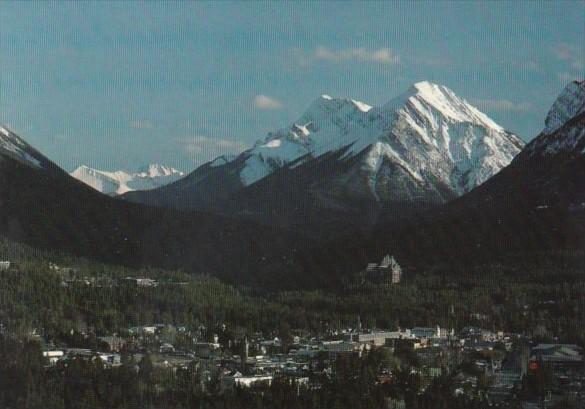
43,350,64,365
221,373,273,391
412,326,448,340
346,330,415,346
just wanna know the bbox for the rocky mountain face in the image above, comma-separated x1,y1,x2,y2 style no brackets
70,164,184,196
123,82,524,227
542,80,585,136
522,80,585,159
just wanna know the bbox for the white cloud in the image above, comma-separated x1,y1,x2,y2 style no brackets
129,120,154,129
314,46,399,64
471,98,533,113
253,94,284,110
178,135,247,160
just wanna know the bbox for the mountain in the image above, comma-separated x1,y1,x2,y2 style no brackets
0,125,315,289
70,164,184,195
0,126,56,170
0,81,582,290
311,81,585,282
123,82,524,227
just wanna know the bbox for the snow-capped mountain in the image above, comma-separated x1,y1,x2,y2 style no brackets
322,81,585,276
543,80,585,136
239,81,523,195
71,164,184,195
0,125,46,169
124,81,524,221
523,80,585,158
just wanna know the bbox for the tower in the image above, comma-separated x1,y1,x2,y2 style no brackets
241,336,249,372
390,257,402,284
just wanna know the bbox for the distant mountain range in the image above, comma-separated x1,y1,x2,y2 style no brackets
70,164,183,196
0,124,310,289
0,80,582,289
122,82,524,228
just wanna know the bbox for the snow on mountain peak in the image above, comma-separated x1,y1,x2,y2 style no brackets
0,125,43,168
234,82,523,192
351,99,373,113
387,81,505,132
71,164,184,195
304,94,373,118
543,80,585,135
138,163,182,178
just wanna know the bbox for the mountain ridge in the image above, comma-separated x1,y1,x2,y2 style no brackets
0,80,582,290
70,164,184,196
123,81,524,226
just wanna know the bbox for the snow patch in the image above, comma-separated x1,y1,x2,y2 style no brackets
351,99,373,112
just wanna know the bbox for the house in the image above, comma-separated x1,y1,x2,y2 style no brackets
0,261,11,271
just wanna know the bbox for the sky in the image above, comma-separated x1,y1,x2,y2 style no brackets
1,1,584,172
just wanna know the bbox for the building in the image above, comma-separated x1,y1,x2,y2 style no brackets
221,372,273,391
530,344,583,376
345,330,415,346
120,277,158,287
98,352,122,367
320,340,365,359
98,335,126,352
364,255,402,285
43,350,64,365
160,343,176,354
194,342,221,358
412,326,446,340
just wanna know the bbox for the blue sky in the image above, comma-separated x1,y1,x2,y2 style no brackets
1,1,583,172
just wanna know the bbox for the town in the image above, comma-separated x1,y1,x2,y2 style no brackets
1,254,584,409
35,320,585,408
